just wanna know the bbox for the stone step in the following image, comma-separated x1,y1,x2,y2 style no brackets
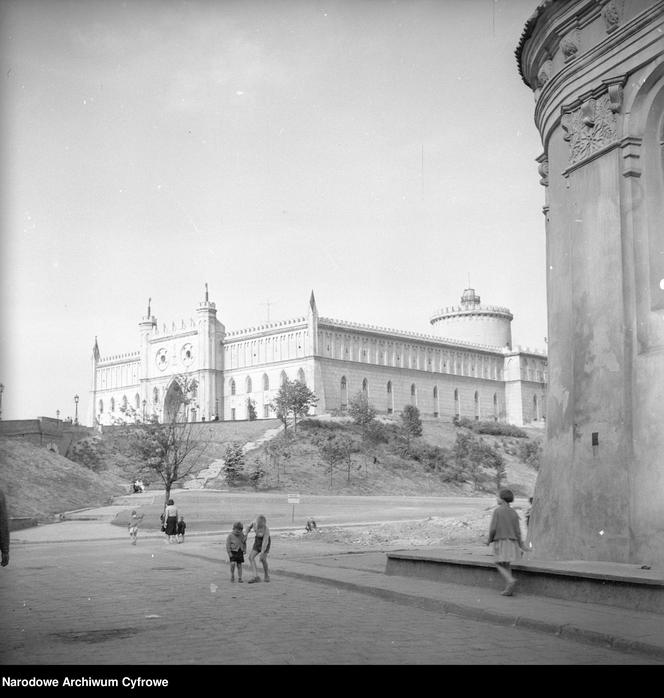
385,548,664,614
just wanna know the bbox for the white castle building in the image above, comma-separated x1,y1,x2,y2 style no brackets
88,287,547,427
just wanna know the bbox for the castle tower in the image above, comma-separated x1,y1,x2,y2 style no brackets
138,298,157,413
196,283,225,420
517,0,664,564
430,288,513,349
88,337,101,427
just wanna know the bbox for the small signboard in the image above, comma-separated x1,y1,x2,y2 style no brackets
287,493,300,504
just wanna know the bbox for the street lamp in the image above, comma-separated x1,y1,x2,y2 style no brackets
0,383,3,420
74,394,79,426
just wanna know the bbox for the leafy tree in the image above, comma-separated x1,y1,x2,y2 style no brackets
453,432,505,491
124,375,206,507
318,433,354,486
401,404,423,447
348,391,376,436
271,379,318,434
248,460,266,490
247,398,257,421
265,437,291,486
518,439,542,470
68,436,107,472
223,441,245,485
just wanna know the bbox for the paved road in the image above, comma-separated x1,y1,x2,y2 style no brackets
1,534,655,665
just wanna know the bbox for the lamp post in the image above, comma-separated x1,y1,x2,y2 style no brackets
74,394,79,426
0,383,3,420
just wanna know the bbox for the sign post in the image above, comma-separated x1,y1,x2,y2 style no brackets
287,492,300,524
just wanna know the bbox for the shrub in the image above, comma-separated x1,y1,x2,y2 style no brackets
223,441,245,485
518,439,543,470
68,436,107,472
453,417,528,438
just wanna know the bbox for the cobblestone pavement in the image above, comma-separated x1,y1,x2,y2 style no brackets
0,536,657,665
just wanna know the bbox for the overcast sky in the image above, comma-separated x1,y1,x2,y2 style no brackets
0,0,545,423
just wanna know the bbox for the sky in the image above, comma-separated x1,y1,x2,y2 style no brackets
0,0,546,423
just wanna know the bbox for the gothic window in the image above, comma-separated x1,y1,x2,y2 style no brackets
297,368,306,385
340,376,348,411
387,381,392,394
98,400,104,414
474,391,480,421
411,384,416,397
362,378,368,393
454,389,460,418
110,397,115,412
246,376,252,394
493,393,498,422
122,395,128,411
230,379,236,396
153,387,159,404
433,386,439,418
135,394,140,410
386,380,393,414
263,374,269,391
280,370,288,386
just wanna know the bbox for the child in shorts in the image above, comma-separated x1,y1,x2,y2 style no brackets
176,516,186,543
128,510,144,545
226,521,247,583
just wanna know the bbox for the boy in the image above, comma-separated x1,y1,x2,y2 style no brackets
226,521,247,582
176,516,186,543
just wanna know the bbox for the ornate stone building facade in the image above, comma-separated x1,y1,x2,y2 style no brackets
517,0,664,564
88,288,547,429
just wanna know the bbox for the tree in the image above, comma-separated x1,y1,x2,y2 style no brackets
223,441,245,485
271,379,318,434
125,375,206,507
400,404,423,447
318,433,354,486
248,460,266,490
348,391,377,440
453,432,505,491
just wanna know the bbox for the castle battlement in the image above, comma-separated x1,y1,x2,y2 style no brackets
225,316,307,338
98,351,141,365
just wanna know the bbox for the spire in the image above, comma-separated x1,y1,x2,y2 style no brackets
309,290,317,313
147,297,151,318
93,336,100,361
205,282,209,303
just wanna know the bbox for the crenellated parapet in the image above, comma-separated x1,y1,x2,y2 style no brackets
226,316,308,340
98,351,141,366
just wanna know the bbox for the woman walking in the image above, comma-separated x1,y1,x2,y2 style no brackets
247,514,271,583
486,488,527,596
163,499,179,544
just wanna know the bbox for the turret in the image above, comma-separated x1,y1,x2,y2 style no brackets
430,287,513,349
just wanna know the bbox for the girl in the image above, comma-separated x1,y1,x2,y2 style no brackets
163,499,178,544
247,514,271,583
128,510,143,545
226,521,247,582
487,488,527,596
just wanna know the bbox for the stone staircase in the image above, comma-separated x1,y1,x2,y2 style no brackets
183,422,286,490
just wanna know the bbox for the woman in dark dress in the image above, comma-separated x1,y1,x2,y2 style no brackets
163,499,178,543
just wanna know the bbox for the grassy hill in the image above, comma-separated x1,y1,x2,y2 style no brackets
0,415,542,522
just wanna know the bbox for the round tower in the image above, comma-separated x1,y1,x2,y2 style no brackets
430,288,513,349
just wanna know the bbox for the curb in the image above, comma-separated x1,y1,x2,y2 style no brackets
272,567,664,661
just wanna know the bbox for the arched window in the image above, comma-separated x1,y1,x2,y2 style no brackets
122,395,128,411
153,387,159,404
246,376,252,394
433,386,439,418
98,399,104,414
280,370,288,386
411,384,416,396
386,380,393,414
135,393,140,410
474,391,480,421
262,373,269,391
362,378,368,393
533,394,539,421
340,376,348,410
110,397,116,412
297,368,306,385
454,389,460,418
493,393,498,422
230,379,236,396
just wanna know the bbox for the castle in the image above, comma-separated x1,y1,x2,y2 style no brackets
88,287,547,428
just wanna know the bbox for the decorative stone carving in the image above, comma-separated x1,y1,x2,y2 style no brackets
561,92,619,166
536,59,553,89
536,153,549,186
602,0,623,33
560,31,579,62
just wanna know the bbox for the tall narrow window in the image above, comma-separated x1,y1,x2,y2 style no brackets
454,389,460,418
230,379,236,396
246,376,252,394
263,374,269,391
474,391,480,421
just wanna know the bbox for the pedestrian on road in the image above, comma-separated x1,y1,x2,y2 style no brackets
177,516,186,543
226,521,247,583
247,514,271,583
163,499,178,543
487,488,527,596
128,510,144,545
0,489,10,567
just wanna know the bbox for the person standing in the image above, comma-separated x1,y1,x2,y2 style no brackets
0,489,9,567
486,488,527,596
247,515,271,583
163,499,178,544
128,510,144,545
176,516,186,543
226,521,247,583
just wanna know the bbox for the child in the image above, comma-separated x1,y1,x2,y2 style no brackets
226,521,247,583
247,514,271,583
128,510,144,545
176,516,186,543
486,488,527,596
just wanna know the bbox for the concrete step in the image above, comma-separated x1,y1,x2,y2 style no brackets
385,548,664,614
